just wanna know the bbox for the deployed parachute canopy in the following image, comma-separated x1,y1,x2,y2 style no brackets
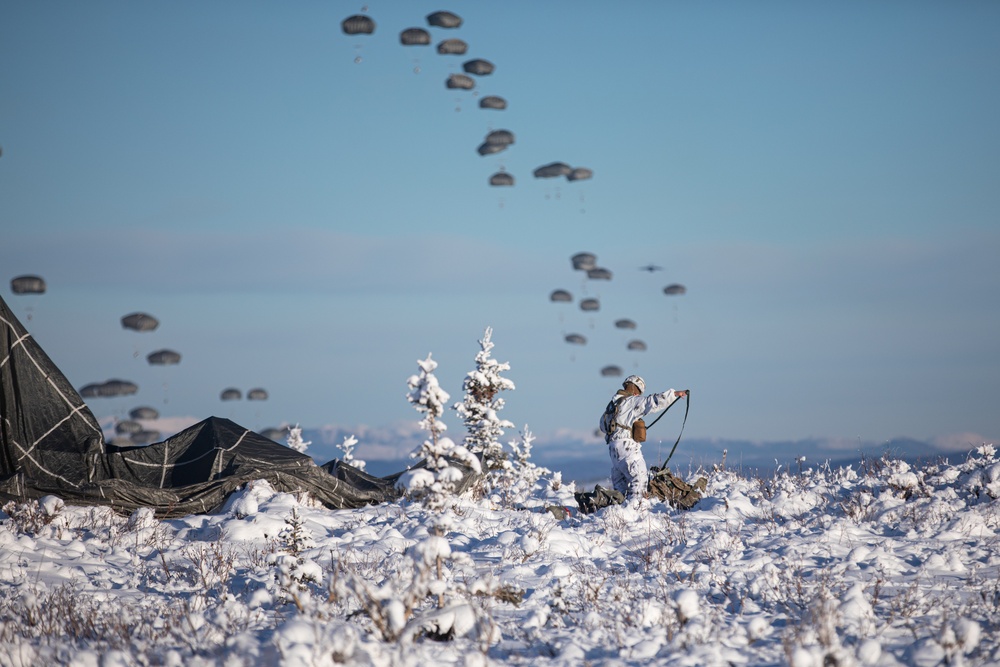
121,312,159,332
247,388,269,401
567,167,593,182
115,420,143,435
549,289,572,303
341,14,376,35
580,298,600,312
437,38,468,55
129,406,159,420
446,73,475,90
534,162,572,178
489,172,514,186
615,318,637,330
463,59,495,76
80,379,139,398
571,252,597,271
400,28,431,45
587,267,612,280
259,427,289,442
477,142,506,156
220,388,242,401
479,95,507,110
564,333,587,345
663,284,687,296
427,11,462,28
146,349,181,365
601,365,623,377
10,275,46,295
485,129,515,146
627,340,647,351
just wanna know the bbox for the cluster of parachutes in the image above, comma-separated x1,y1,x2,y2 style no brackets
8,275,271,444
548,254,687,378
341,9,592,192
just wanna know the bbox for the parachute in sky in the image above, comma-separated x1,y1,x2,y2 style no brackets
571,252,597,271
10,275,46,294
427,11,462,28
479,96,507,110
627,340,647,351
549,289,572,303
146,349,181,365
80,379,139,398
587,267,612,280
564,334,587,345
130,430,160,445
341,14,375,35
485,129,514,146
247,388,269,401
601,365,623,377
579,298,600,312
400,27,431,46
437,38,468,55
567,167,593,182
463,59,494,76
615,318,637,330
534,162,572,178
663,284,687,296
259,427,289,442
115,420,143,435
477,142,506,156
129,406,159,420
489,172,514,186
121,312,159,332
220,388,242,401
446,74,475,90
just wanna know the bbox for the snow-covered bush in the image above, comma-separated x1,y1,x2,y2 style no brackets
338,433,367,471
401,354,481,511
285,423,311,454
454,326,515,483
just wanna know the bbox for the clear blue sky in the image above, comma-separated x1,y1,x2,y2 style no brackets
3,1,998,449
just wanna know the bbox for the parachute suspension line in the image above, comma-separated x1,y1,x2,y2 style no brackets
644,390,690,466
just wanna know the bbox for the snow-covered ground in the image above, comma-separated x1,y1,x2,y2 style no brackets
2,445,999,666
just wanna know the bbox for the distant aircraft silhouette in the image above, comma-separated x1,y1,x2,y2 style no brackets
639,264,663,272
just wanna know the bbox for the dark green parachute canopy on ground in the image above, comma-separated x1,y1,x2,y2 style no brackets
341,14,375,35
10,275,46,295
0,293,479,517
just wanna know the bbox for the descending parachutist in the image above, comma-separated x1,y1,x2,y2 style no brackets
354,56,362,64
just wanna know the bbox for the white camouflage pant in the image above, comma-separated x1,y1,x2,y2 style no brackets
608,438,648,501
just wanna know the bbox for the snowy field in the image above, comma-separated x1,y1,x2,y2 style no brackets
2,445,999,667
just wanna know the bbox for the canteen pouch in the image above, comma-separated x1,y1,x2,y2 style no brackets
632,419,646,442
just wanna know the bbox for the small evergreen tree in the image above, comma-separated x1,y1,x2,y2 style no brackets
285,424,311,454
454,327,515,481
338,434,366,471
402,354,480,510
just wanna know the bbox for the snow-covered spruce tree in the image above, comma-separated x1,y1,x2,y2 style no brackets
453,327,514,487
401,354,481,511
285,424,311,454
338,434,366,471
